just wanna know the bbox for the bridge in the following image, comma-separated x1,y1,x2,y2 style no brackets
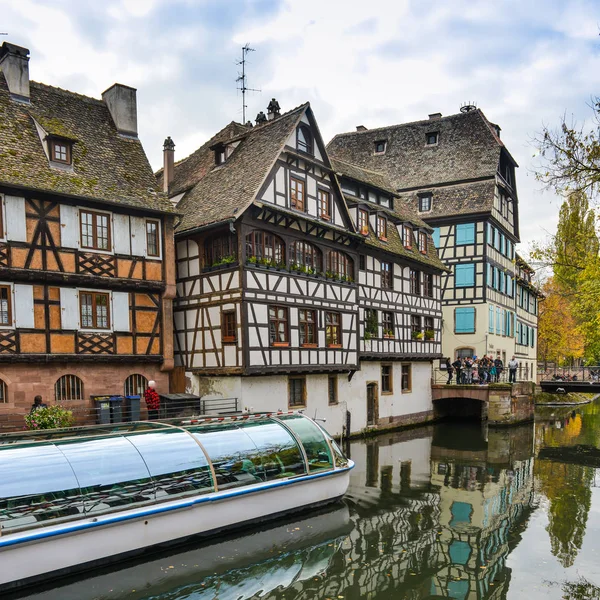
431,382,535,425
538,365,600,394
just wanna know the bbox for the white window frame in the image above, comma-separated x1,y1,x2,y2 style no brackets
0,281,14,330
145,218,162,260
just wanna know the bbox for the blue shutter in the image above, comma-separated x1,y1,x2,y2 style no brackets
455,264,475,287
456,223,475,245
487,223,493,245
432,228,441,248
496,307,502,334
487,264,492,287
500,234,505,256
455,308,475,333
489,305,494,333
499,271,505,293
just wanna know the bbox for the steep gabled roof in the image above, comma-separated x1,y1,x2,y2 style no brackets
172,104,311,234
327,109,503,192
0,73,172,213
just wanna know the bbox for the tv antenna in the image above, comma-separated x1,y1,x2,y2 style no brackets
236,44,260,123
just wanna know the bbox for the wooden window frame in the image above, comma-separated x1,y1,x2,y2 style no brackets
424,273,434,298
269,305,289,346
288,376,306,408
289,240,322,272
55,374,84,402
377,215,388,241
401,364,412,393
146,219,161,257
328,375,338,405
246,230,285,264
49,138,72,165
381,261,392,290
0,284,12,327
296,125,312,155
403,225,413,249
327,251,353,279
318,189,331,220
80,291,111,330
325,311,342,347
410,269,420,296
205,232,237,268
411,315,422,339
124,374,148,397
290,177,306,212
418,194,432,212
381,364,393,394
221,310,237,344
80,209,112,252
382,311,394,339
419,231,428,254
298,309,317,347
358,209,369,235
359,254,366,271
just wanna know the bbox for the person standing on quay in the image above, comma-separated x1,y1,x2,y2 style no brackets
508,356,519,383
144,381,160,420
445,357,454,384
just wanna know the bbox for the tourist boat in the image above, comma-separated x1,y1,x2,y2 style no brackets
0,412,353,592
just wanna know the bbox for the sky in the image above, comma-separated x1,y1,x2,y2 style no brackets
3,0,600,252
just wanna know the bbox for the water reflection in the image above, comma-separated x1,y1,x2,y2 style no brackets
14,401,600,600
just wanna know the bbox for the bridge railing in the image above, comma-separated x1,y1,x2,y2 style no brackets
433,368,533,385
538,366,600,383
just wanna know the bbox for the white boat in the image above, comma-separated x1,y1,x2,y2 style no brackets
0,412,353,592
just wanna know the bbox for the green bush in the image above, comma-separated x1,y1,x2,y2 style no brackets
24,404,75,430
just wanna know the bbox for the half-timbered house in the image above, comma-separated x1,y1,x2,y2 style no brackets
327,108,540,379
162,100,444,435
0,42,176,419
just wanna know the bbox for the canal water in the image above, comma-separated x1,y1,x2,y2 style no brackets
18,401,600,600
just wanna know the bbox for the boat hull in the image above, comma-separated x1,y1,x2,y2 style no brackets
0,464,352,592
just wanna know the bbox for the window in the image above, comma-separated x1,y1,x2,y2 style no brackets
0,285,11,326
0,378,6,403
289,240,322,272
487,223,495,247
426,132,439,145
222,310,236,343
432,227,440,248
419,194,432,212
325,312,341,347
401,365,412,392
410,269,420,295
80,210,111,251
455,307,475,334
214,147,226,165
298,309,317,346
290,177,306,211
418,231,428,254
124,374,148,397
496,307,502,335
382,311,394,338
489,305,494,334
364,308,378,337
246,230,285,264
327,251,353,279
289,377,306,408
269,306,289,345
358,209,369,235
403,225,413,249
296,126,312,154
424,316,434,337
377,215,387,240
381,364,393,393
50,139,71,164
381,261,392,290
80,291,110,329
146,220,160,257
359,254,366,271
55,374,84,401
205,233,237,267
456,223,475,245
423,273,434,298
318,189,331,220
374,140,387,154
455,264,475,287
328,375,338,405
411,315,422,338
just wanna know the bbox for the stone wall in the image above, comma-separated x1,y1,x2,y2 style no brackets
488,382,535,425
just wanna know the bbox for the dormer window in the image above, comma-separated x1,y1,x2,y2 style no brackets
49,138,72,165
418,193,432,212
296,125,312,154
426,132,439,145
358,209,369,235
418,231,428,254
377,215,387,241
403,225,413,249
374,140,387,154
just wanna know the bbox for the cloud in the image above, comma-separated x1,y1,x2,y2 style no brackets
3,0,600,249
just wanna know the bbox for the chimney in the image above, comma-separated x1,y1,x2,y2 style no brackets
102,83,138,137
0,42,30,102
428,113,442,120
356,125,367,132
163,137,175,193
267,98,281,120
256,111,267,125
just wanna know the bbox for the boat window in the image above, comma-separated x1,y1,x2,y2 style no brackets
0,443,83,532
276,415,333,472
126,430,214,500
56,437,154,516
189,424,265,490
237,419,307,480
316,425,349,468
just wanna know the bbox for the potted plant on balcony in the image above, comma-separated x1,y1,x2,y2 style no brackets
412,331,424,340
424,329,435,340
383,329,395,339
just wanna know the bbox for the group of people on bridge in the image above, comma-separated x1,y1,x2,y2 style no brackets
445,355,519,385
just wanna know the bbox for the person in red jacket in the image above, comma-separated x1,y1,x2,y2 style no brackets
144,380,160,420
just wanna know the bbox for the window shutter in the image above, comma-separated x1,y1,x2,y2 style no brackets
60,204,79,248
130,217,146,257
496,307,501,334
432,228,440,248
455,264,474,287
455,307,475,333
13,284,34,328
456,223,475,245
4,195,27,242
113,214,131,255
489,306,494,333
112,292,131,331
60,288,79,330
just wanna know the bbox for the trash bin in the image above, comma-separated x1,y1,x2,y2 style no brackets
91,395,125,425
124,395,141,422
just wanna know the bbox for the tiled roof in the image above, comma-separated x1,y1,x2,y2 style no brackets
330,157,395,195
327,109,503,191
173,104,309,234
0,73,172,213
